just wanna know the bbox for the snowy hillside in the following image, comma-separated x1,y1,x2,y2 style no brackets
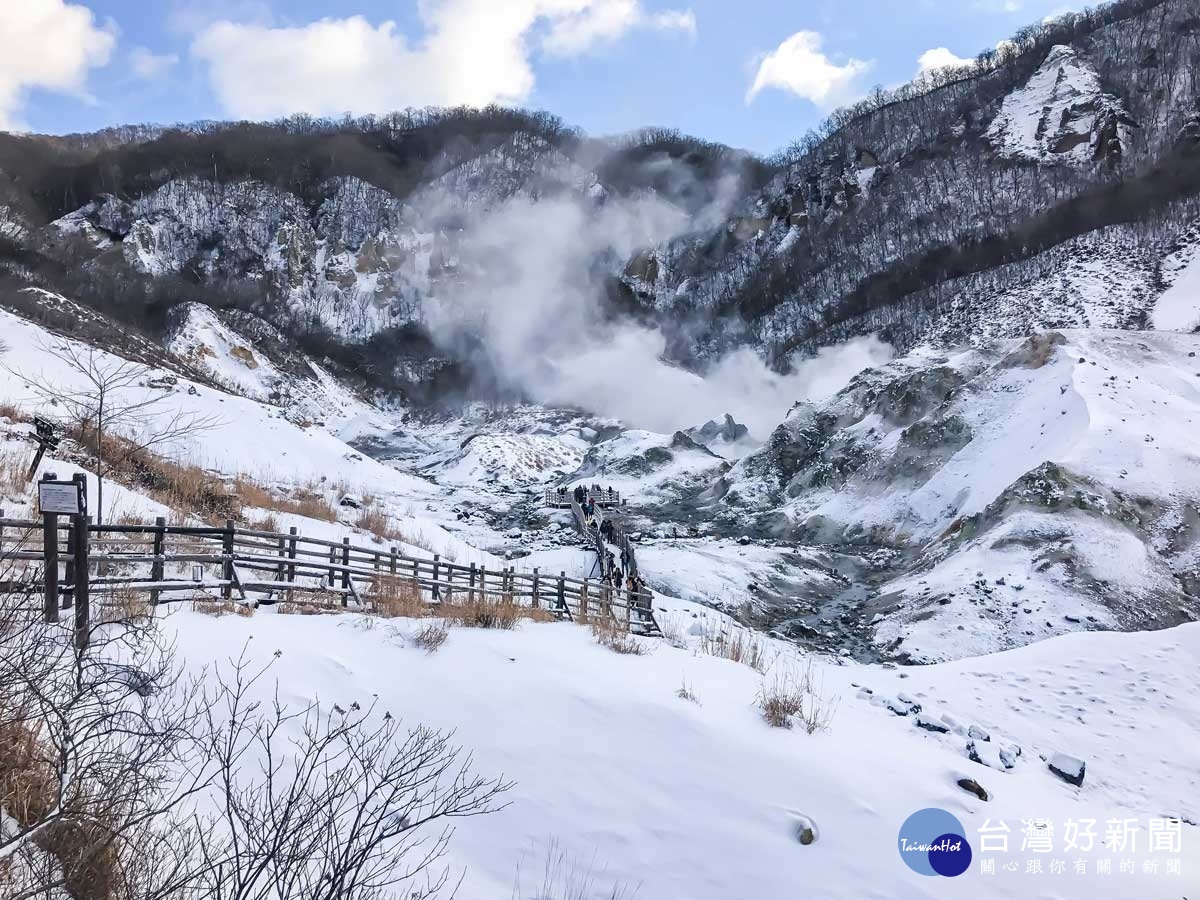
720,330,1200,661
164,606,1200,900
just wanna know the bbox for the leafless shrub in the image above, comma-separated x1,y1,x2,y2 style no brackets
197,656,512,900
591,617,650,656
512,838,637,900
12,339,219,524
757,660,838,733
676,679,700,705
0,576,210,900
413,620,450,653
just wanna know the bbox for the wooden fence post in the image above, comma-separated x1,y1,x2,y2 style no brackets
40,474,59,624
479,566,487,603
275,529,287,579
341,537,351,597
63,513,74,611
73,514,90,650
328,545,337,588
531,567,540,608
581,579,590,622
389,546,398,575
557,572,566,616
287,527,297,583
432,554,441,601
150,516,165,606
469,563,476,602
222,519,235,602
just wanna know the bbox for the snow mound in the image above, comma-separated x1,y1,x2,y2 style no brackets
435,433,586,488
1152,225,1200,332
986,45,1134,164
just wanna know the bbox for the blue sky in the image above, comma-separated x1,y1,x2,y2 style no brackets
6,0,1081,154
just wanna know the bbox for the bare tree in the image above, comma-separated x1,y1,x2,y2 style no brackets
0,549,211,900
10,339,218,523
195,654,512,900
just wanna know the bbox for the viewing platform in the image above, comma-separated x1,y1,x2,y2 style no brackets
543,486,621,509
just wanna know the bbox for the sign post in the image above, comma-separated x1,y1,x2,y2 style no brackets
39,473,60,624
26,417,61,482
38,473,88,646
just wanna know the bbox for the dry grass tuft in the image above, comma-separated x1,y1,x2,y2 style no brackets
370,575,427,619
356,501,408,542
591,616,650,655
0,401,30,423
699,622,770,672
412,620,449,652
231,477,336,523
757,660,838,733
96,585,152,626
676,679,701,705
0,446,29,496
277,600,339,616
657,613,688,649
441,594,522,630
191,597,254,618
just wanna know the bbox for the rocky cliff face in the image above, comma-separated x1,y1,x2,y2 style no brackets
2,0,1199,399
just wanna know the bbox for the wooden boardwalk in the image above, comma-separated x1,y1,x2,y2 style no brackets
1,511,661,646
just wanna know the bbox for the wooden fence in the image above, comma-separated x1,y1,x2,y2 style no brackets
0,512,660,648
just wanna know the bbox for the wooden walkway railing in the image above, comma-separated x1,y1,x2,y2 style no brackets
0,511,661,646
544,487,621,509
568,498,658,637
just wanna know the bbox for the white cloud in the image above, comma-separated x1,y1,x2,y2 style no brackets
916,47,974,75
542,0,695,55
192,1,696,120
129,47,180,80
746,31,871,109
0,0,116,131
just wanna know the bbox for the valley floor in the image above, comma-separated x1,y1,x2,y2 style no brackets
163,605,1200,899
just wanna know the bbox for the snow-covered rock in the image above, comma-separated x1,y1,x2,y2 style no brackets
986,45,1136,165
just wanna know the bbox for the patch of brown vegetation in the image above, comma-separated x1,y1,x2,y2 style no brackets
440,595,522,630
276,600,340,616
0,401,30,423
592,616,650,655
0,722,121,900
96,585,152,626
370,575,427,619
191,597,254,618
